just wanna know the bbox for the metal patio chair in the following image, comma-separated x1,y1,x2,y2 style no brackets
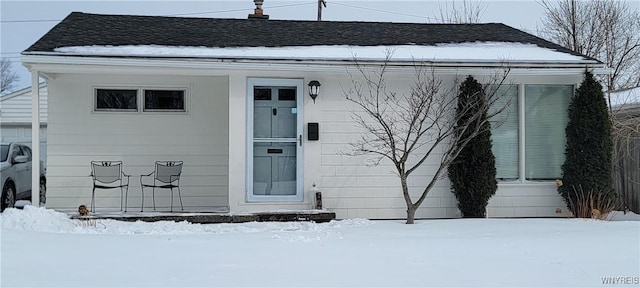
90,161,130,213
140,161,184,212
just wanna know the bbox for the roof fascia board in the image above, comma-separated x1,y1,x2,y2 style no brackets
0,82,47,100
22,55,610,76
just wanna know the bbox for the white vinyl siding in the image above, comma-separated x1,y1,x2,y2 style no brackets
38,66,583,219
318,75,579,219
0,84,48,123
45,74,228,211
317,75,458,220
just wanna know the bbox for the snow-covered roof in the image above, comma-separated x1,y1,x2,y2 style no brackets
609,86,640,107
609,87,640,119
53,42,589,63
24,12,602,65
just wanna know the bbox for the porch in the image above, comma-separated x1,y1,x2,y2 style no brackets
69,210,336,224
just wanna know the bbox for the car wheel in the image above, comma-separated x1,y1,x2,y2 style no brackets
1,183,16,212
39,178,46,207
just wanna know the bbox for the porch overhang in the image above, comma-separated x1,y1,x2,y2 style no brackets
22,54,610,77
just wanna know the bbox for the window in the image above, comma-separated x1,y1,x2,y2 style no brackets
254,88,272,100
489,85,519,180
10,145,24,161
94,87,187,113
0,145,8,162
144,89,186,111
524,85,572,180
19,146,32,161
278,88,296,101
490,84,573,182
95,89,138,111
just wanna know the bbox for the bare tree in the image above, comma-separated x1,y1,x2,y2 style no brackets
1,58,19,94
436,0,487,24
343,54,509,224
609,88,640,213
538,0,640,90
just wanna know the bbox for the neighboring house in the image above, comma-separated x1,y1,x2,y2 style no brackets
0,83,48,166
20,10,608,218
609,86,640,117
609,87,640,213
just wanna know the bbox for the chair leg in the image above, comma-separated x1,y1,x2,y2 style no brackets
177,187,184,211
170,188,174,213
91,187,96,213
124,186,128,213
120,187,123,211
152,187,156,210
140,187,144,212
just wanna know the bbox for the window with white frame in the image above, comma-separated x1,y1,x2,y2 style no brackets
95,89,138,111
490,85,519,180
490,84,573,182
144,89,186,112
94,87,187,113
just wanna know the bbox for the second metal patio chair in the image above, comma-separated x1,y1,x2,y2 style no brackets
140,161,184,212
90,161,130,213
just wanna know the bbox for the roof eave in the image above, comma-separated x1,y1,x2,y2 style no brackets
21,54,609,75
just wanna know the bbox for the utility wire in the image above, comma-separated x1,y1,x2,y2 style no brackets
0,19,61,23
165,2,316,17
330,1,440,22
1,1,316,23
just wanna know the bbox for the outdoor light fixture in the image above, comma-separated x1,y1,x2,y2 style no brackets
308,80,321,103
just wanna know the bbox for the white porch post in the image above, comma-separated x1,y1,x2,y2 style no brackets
31,70,40,207
518,83,525,182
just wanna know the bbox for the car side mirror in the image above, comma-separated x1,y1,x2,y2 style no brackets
13,155,29,164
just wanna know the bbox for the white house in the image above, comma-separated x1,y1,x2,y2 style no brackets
20,9,608,219
0,83,48,166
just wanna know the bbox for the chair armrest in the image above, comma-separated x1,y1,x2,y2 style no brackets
140,172,155,186
121,172,131,185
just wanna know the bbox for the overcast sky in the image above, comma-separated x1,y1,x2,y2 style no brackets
1,0,635,93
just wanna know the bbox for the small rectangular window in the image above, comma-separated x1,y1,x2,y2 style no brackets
144,90,186,112
254,88,272,101
95,89,138,111
278,88,296,101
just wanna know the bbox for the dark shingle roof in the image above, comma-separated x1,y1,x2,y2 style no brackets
25,12,597,62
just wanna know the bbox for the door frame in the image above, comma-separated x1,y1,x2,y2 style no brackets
246,78,304,202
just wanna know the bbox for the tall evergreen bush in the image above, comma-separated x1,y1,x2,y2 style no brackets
559,71,615,214
448,76,497,218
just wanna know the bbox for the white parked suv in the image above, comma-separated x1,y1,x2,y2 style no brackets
1,143,46,212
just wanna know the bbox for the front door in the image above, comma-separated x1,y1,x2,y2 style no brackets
247,78,303,202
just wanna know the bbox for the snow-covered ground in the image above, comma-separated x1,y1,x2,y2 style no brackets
1,207,639,287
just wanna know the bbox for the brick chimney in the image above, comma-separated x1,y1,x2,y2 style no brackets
248,0,269,19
